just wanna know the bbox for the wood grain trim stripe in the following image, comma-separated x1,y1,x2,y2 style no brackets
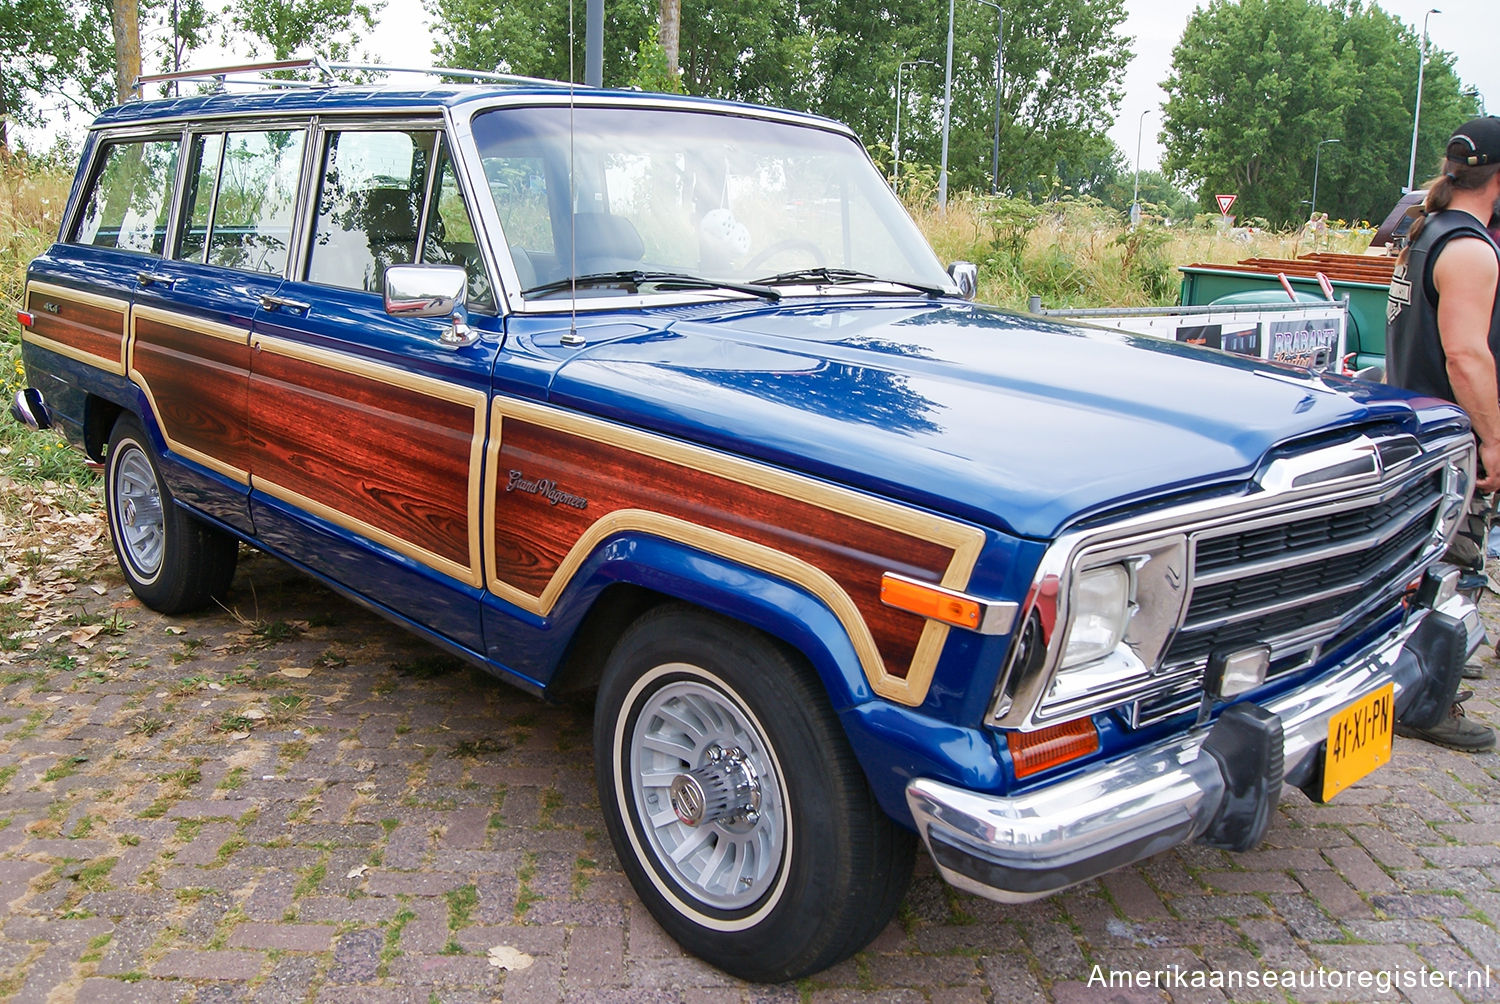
250,334,488,588
126,305,252,485
21,280,129,375
482,398,986,706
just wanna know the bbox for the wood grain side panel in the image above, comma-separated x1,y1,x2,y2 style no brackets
493,419,955,681
249,349,477,571
131,314,253,476
25,289,126,372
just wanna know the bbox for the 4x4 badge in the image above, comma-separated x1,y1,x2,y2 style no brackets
505,470,589,510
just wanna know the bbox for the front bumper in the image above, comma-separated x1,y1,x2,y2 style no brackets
906,593,1480,903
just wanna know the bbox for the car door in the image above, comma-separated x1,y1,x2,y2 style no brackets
247,121,500,652
125,126,307,535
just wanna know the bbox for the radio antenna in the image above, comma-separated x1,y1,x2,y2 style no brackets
567,0,579,346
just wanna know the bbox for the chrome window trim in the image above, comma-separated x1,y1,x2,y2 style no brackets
88,102,453,132
987,431,1474,732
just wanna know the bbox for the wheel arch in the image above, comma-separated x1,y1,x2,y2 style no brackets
543,533,874,713
82,393,124,461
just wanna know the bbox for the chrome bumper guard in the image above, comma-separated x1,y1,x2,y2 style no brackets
906,592,1479,903
10,388,50,430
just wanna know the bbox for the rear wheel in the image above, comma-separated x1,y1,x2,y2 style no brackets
105,414,238,613
594,604,915,982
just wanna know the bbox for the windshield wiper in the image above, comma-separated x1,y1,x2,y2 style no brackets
522,270,780,301
750,267,947,296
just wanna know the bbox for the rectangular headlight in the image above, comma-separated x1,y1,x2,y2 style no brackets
1060,564,1131,669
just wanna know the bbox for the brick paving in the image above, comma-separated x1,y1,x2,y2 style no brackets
0,547,1497,1001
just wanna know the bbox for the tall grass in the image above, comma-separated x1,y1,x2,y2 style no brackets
911,190,1371,311
0,156,91,494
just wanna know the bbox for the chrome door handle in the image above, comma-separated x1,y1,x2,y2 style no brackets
136,271,177,288
258,294,311,314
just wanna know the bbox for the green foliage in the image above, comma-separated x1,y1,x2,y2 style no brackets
225,0,382,62
861,0,1133,196
629,25,684,94
1162,0,1479,227
424,0,653,83
0,0,115,143
422,0,1129,200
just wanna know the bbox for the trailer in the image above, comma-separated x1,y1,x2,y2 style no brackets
1177,252,1396,370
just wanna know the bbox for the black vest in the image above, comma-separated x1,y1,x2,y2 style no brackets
1385,209,1500,404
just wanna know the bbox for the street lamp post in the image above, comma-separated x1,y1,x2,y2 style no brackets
1312,138,1340,218
894,59,936,189
1407,8,1441,193
971,0,1003,196
939,0,956,209
1131,109,1150,226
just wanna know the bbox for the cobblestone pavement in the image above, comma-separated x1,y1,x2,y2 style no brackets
1,544,1499,1003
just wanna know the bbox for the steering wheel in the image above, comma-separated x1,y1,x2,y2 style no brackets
742,238,825,274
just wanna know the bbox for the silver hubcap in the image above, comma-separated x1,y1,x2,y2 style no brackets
628,676,786,911
114,446,165,576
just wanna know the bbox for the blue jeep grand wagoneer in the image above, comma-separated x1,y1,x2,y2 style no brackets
11,63,1485,981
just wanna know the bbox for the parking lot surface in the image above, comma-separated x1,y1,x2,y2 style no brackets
1,487,1498,1002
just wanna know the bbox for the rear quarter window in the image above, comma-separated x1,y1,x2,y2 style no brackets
72,138,181,254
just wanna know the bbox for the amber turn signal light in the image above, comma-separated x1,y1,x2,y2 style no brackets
879,573,981,630
1006,718,1100,778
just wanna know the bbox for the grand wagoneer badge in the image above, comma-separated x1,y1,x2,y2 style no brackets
505,469,589,510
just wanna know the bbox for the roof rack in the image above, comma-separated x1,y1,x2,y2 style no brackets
131,57,572,97
323,62,572,88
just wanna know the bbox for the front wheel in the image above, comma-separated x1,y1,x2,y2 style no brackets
594,605,915,982
105,414,238,613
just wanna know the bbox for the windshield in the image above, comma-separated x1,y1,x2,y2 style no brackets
469,104,953,300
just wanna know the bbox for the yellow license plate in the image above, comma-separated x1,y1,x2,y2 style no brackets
1322,684,1394,801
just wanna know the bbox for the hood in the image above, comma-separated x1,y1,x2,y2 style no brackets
538,299,1460,539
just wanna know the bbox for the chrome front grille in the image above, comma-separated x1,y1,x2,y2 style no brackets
1164,468,1445,667
988,429,1473,734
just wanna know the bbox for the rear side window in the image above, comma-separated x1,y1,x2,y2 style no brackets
206,129,305,275
306,129,436,293
175,133,225,263
72,138,181,254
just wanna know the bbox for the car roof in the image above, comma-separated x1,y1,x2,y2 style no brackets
91,83,849,134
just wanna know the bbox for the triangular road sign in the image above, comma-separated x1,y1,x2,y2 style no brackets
1216,194,1237,215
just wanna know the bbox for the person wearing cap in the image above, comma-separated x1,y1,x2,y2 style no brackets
1386,115,1500,752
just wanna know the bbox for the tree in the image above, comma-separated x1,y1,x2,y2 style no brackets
1161,0,1478,227
227,0,384,63
425,0,653,83
422,0,1129,201
0,0,114,151
110,0,140,102
814,0,1131,196
659,0,680,79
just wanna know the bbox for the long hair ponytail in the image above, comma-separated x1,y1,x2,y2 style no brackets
1399,159,1500,263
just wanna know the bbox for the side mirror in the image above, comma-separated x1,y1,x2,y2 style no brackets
385,264,478,348
947,261,978,301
